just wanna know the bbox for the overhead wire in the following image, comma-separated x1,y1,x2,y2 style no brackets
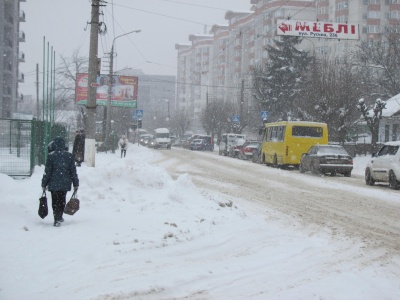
111,2,210,27
158,0,228,11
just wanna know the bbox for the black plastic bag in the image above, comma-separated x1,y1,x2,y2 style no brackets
38,192,48,219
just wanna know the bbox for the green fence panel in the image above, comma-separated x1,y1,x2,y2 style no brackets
0,119,33,177
0,119,68,178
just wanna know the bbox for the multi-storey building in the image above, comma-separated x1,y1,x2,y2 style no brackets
0,0,26,118
116,69,176,131
176,0,400,132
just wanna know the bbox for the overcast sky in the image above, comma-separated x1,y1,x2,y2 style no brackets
19,0,252,96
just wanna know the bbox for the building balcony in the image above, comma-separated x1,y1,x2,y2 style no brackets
18,31,25,42
19,10,26,22
18,52,25,62
18,72,25,83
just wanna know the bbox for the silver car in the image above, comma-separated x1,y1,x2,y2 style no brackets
365,141,400,189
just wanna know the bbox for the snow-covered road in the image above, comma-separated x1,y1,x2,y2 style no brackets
155,148,400,257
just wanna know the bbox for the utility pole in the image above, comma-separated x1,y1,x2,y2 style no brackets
105,30,141,150
36,63,39,119
239,78,244,131
86,0,101,167
106,45,114,149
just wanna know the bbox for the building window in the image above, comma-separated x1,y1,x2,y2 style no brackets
336,15,348,23
385,125,390,142
390,11,400,20
336,2,348,10
392,124,399,141
368,11,381,19
368,25,380,33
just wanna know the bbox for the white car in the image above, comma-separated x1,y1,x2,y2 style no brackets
365,141,400,189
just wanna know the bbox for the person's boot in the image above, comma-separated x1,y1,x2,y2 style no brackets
54,220,61,227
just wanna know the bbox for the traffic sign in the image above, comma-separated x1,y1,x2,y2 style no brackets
232,115,240,123
260,111,269,120
132,111,138,120
136,109,144,118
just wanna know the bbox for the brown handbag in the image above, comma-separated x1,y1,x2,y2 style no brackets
64,191,80,215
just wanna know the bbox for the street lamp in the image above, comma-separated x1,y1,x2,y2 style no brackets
106,30,141,149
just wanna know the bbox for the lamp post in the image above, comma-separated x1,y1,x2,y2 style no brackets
106,30,141,149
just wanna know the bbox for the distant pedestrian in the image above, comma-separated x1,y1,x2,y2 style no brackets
72,129,85,166
41,136,79,227
118,135,128,158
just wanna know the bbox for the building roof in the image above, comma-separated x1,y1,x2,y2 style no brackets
383,93,400,117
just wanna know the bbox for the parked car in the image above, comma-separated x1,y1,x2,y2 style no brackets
238,141,260,160
365,141,400,189
189,139,213,151
299,144,353,176
187,134,214,151
229,138,246,158
252,142,262,164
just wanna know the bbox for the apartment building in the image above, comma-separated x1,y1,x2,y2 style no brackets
176,0,400,131
0,0,26,118
116,69,176,131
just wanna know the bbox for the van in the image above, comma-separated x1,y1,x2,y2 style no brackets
261,121,328,167
153,128,171,149
219,133,246,156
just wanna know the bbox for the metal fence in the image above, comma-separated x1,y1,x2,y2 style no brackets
0,119,68,178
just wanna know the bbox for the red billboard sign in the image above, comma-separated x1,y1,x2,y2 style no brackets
277,20,359,40
75,73,139,108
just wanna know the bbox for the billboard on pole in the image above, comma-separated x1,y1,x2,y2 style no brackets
75,73,139,108
277,20,359,40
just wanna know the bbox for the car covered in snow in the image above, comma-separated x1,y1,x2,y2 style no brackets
365,141,400,189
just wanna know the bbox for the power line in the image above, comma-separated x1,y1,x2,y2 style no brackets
158,0,228,11
111,3,210,26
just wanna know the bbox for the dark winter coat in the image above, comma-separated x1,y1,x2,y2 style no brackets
72,132,85,163
42,136,79,192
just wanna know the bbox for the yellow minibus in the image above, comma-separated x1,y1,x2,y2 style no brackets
261,121,328,167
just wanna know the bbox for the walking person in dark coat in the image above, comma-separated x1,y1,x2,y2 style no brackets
72,129,85,166
41,136,79,227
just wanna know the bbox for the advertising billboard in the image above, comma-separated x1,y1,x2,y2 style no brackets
75,73,138,108
277,20,359,40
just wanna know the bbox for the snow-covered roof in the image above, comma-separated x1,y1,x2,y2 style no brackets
382,93,400,117
155,128,169,133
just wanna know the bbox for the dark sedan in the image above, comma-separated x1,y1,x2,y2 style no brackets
299,145,353,177
190,139,213,151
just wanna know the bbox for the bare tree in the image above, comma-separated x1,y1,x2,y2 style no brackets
170,109,191,137
356,98,386,148
301,57,363,143
56,49,88,128
353,33,400,99
200,100,236,143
